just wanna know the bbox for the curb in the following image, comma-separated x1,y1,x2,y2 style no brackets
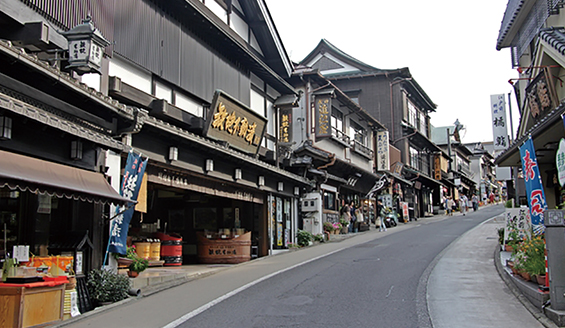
494,243,558,328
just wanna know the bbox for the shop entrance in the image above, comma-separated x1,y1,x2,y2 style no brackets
130,185,263,264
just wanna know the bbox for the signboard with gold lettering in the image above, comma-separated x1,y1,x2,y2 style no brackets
279,109,292,143
526,67,558,121
434,154,441,180
315,95,332,139
204,90,267,155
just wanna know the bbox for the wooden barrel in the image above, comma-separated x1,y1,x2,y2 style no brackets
197,231,252,264
134,242,151,260
161,240,182,266
150,242,161,261
154,233,183,266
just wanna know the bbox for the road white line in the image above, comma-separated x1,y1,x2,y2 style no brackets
161,247,345,328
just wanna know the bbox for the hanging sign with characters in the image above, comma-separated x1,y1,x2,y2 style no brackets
526,68,558,121
519,136,547,235
314,94,332,140
490,94,509,151
204,90,267,155
376,130,390,171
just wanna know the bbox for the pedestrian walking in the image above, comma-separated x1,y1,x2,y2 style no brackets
377,200,387,232
349,202,357,233
460,194,468,216
340,203,351,233
446,197,454,216
472,194,479,211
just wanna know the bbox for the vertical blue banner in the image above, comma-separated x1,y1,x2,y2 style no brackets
108,152,148,255
519,137,547,235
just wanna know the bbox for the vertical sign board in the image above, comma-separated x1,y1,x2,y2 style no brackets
376,130,390,171
204,90,267,155
519,137,547,235
279,108,292,143
433,153,441,180
490,94,509,151
503,207,531,242
315,95,332,140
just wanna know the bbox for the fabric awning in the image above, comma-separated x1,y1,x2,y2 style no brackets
0,149,131,205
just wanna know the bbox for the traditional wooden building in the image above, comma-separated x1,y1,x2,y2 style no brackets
298,39,444,219
0,0,312,271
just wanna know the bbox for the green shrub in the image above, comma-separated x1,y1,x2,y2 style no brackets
87,269,131,304
312,234,324,242
296,230,312,247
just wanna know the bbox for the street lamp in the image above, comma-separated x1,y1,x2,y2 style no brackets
62,16,110,75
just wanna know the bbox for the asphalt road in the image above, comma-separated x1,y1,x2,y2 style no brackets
181,205,505,328
63,205,505,328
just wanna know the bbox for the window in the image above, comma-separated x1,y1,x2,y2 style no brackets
410,147,420,170
175,92,203,117
349,120,366,145
331,109,343,136
323,191,337,211
408,101,418,128
419,112,427,136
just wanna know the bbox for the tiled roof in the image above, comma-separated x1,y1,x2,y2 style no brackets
496,0,527,50
540,27,565,55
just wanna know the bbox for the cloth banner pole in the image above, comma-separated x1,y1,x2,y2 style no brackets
103,152,148,267
519,136,547,235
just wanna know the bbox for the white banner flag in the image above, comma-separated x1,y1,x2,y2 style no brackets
491,94,509,151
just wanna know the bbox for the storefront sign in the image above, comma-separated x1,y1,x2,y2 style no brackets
519,137,547,235
401,202,409,219
147,167,263,204
204,90,267,155
433,154,441,180
108,152,148,255
490,94,509,151
504,207,531,241
279,109,292,143
526,68,557,121
315,95,332,139
376,130,390,171
557,138,565,187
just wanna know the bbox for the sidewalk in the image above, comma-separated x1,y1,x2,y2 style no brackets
427,214,554,328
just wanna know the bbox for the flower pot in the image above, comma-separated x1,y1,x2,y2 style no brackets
128,270,139,278
536,274,547,286
520,271,531,281
504,244,513,252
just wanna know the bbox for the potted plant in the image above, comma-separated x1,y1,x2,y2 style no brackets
128,257,149,277
339,218,349,234
323,222,334,233
87,269,131,306
125,245,149,277
521,235,546,284
296,230,313,247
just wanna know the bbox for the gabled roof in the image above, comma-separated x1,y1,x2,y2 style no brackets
300,39,398,77
239,0,294,77
299,39,437,111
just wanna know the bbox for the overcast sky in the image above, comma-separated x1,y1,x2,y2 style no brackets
265,0,518,144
